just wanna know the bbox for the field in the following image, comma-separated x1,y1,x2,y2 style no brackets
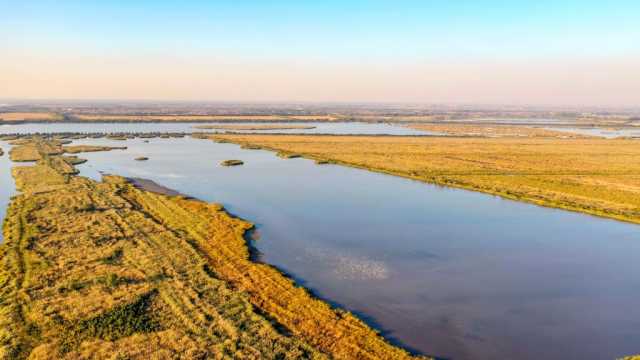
0,112,63,122
0,138,422,359
406,123,595,138
194,124,317,130
212,134,640,224
71,114,338,122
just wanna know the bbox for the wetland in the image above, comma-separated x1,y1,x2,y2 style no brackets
1,129,639,359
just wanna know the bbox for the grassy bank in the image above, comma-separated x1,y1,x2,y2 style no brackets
211,134,640,224
0,138,423,359
9,139,126,162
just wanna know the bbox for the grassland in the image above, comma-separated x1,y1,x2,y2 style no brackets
0,138,422,359
71,114,337,122
194,124,317,130
212,134,640,224
0,112,63,122
9,139,125,162
62,145,128,154
407,123,595,138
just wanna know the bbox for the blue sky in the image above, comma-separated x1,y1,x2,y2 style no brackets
3,0,639,60
1,1,639,104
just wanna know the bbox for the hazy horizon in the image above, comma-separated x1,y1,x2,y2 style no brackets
2,1,639,107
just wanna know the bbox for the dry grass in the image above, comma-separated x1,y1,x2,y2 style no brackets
10,140,126,162
62,145,127,154
0,112,62,122
194,124,317,130
9,139,64,162
0,138,423,359
212,134,640,224
72,114,337,122
407,123,595,138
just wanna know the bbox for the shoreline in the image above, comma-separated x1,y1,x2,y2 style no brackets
212,134,640,226
0,138,427,359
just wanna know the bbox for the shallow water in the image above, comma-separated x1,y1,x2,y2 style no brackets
0,122,433,136
0,141,16,242
545,126,640,139
50,136,640,360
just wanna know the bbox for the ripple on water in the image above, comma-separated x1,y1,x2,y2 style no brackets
304,246,390,280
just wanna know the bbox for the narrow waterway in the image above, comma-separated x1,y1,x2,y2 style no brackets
0,141,16,242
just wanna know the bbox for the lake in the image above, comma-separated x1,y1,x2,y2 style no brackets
71,137,640,360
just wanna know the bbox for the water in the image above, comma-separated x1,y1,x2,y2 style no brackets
0,141,16,242
0,122,434,136
56,137,640,360
545,127,640,139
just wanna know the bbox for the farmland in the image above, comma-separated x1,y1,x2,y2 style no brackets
0,112,63,122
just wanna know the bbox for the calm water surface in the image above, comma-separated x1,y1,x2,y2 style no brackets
0,122,433,136
64,137,640,360
0,136,639,359
0,141,16,242
545,127,640,138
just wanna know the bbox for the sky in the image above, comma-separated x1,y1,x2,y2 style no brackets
1,0,639,106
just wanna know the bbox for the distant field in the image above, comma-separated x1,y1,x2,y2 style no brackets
0,112,63,122
71,114,338,122
193,124,317,130
406,123,595,138
213,134,640,224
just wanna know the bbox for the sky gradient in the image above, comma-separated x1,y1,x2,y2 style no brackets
1,0,639,106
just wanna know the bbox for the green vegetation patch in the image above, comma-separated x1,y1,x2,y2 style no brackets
60,291,160,353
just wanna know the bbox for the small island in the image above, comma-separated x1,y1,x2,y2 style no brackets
220,159,244,166
276,151,301,159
